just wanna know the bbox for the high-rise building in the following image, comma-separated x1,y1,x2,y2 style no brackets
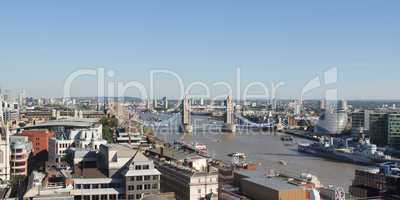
338,100,348,111
162,97,168,109
388,114,400,149
223,96,236,133
368,113,388,147
351,111,367,138
153,99,157,109
0,100,3,124
10,135,32,176
351,111,389,147
319,99,326,111
180,96,192,133
0,124,10,182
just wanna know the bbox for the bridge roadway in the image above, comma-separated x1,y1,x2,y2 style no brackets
135,111,277,131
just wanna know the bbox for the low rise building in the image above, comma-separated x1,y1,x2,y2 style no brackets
49,137,74,162
148,146,218,200
48,124,107,163
350,163,400,199
236,171,308,200
20,129,54,160
25,143,161,200
116,128,146,146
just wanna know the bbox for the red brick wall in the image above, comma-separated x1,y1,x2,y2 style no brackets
21,130,54,156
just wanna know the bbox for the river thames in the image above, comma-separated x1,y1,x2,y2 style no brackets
140,112,367,191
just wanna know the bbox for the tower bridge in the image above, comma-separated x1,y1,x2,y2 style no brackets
134,96,279,134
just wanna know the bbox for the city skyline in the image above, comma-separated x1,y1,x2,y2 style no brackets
1,0,400,99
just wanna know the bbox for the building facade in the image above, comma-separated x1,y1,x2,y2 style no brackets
351,111,390,147
21,129,54,158
48,137,74,162
48,124,106,163
388,114,400,149
25,144,161,200
155,162,218,200
10,135,32,176
123,153,161,200
0,125,10,182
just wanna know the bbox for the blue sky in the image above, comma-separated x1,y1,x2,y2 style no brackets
0,0,399,99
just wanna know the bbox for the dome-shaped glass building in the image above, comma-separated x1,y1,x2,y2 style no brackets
314,110,348,134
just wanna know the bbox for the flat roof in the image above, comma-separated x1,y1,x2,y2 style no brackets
242,177,300,191
149,146,201,161
70,188,123,195
124,169,161,177
23,119,98,129
73,167,107,179
234,170,266,179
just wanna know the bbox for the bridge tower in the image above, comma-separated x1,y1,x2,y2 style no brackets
180,96,193,133
223,95,236,133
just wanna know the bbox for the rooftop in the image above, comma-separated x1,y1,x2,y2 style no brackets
242,177,300,191
102,143,138,158
149,146,204,161
22,119,99,130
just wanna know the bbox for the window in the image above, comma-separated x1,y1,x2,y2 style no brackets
101,195,107,200
76,184,81,189
136,194,141,199
143,165,149,170
135,165,142,170
128,195,135,200
144,184,150,190
128,185,134,191
136,185,143,190
92,196,99,200
92,184,99,189
153,175,158,180
101,183,108,188
109,195,116,200
144,176,150,181
83,184,90,189
83,196,90,200
198,189,201,194
152,184,158,189
136,176,143,181
130,176,135,181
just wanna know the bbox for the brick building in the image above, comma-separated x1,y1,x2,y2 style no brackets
21,129,54,165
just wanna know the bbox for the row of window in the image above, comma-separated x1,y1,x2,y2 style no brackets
75,183,121,189
127,184,157,191
10,155,25,160
134,164,150,170
58,143,70,148
127,194,142,200
129,175,158,181
75,194,122,200
197,177,215,183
